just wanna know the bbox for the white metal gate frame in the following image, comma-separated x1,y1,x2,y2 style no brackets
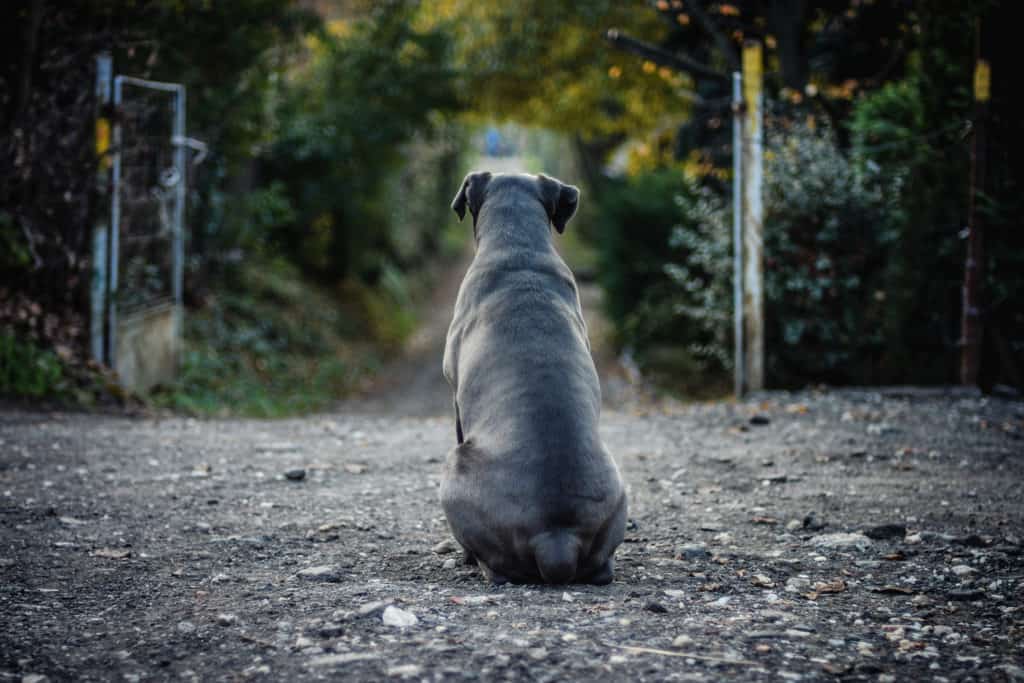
107,75,187,365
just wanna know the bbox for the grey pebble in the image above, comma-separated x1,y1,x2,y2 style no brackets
284,468,307,481
296,565,344,583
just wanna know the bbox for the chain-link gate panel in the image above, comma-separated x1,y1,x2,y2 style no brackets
107,76,187,390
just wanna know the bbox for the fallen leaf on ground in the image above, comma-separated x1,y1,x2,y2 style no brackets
870,585,915,595
749,516,779,525
804,579,846,599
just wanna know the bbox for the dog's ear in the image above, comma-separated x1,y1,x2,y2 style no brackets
451,171,492,222
537,174,580,234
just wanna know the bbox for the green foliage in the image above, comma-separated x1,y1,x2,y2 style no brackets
596,169,730,392
0,211,32,272
761,119,899,385
385,124,468,265
421,0,686,139
152,258,379,417
632,120,901,390
848,80,926,170
597,1,1021,391
263,4,459,283
124,0,318,168
0,332,65,398
844,26,967,382
664,184,734,378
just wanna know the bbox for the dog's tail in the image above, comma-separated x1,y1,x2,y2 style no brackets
531,530,581,584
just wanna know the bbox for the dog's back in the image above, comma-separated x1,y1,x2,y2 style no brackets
441,172,627,585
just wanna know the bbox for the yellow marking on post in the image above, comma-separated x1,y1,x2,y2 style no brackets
95,117,110,156
973,59,990,102
742,40,762,109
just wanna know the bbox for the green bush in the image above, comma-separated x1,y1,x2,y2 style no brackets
0,332,64,398
597,169,731,392
262,4,459,284
151,258,380,417
850,72,1024,388
646,119,900,390
760,119,900,385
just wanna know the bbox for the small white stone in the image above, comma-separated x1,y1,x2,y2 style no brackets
811,532,871,550
785,577,811,593
432,539,457,554
382,605,418,628
296,565,343,582
673,634,694,648
386,664,423,678
215,613,237,626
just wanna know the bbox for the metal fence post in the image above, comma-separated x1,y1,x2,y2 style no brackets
731,71,744,397
91,53,112,364
172,85,185,307
741,40,765,392
172,85,186,367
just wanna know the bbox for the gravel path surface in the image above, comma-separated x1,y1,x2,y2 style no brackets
2,387,1022,681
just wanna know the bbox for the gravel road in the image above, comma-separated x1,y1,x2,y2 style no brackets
2,386,1022,682
2,202,1023,680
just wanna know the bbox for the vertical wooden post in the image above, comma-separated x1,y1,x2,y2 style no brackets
742,40,765,392
731,71,744,397
961,22,988,386
91,53,112,364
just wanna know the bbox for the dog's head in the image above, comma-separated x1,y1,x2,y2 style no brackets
451,172,580,236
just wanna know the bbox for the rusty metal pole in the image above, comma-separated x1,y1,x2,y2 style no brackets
742,41,764,392
961,23,988,386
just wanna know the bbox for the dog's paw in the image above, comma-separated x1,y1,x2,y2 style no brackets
585,559,615,586
478,561,509,586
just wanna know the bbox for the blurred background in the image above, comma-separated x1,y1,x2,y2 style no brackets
1,0,1021,415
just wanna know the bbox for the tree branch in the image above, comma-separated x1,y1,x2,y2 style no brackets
605,28,728,84
684,0,741,72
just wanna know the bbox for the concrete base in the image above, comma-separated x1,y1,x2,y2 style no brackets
115,302,181,393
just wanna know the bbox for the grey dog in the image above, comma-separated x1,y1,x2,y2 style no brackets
441,171,627,585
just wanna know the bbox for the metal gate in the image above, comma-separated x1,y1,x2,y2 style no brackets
91,64,205,392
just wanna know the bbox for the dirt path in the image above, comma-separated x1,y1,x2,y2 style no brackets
2,386,1022,681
